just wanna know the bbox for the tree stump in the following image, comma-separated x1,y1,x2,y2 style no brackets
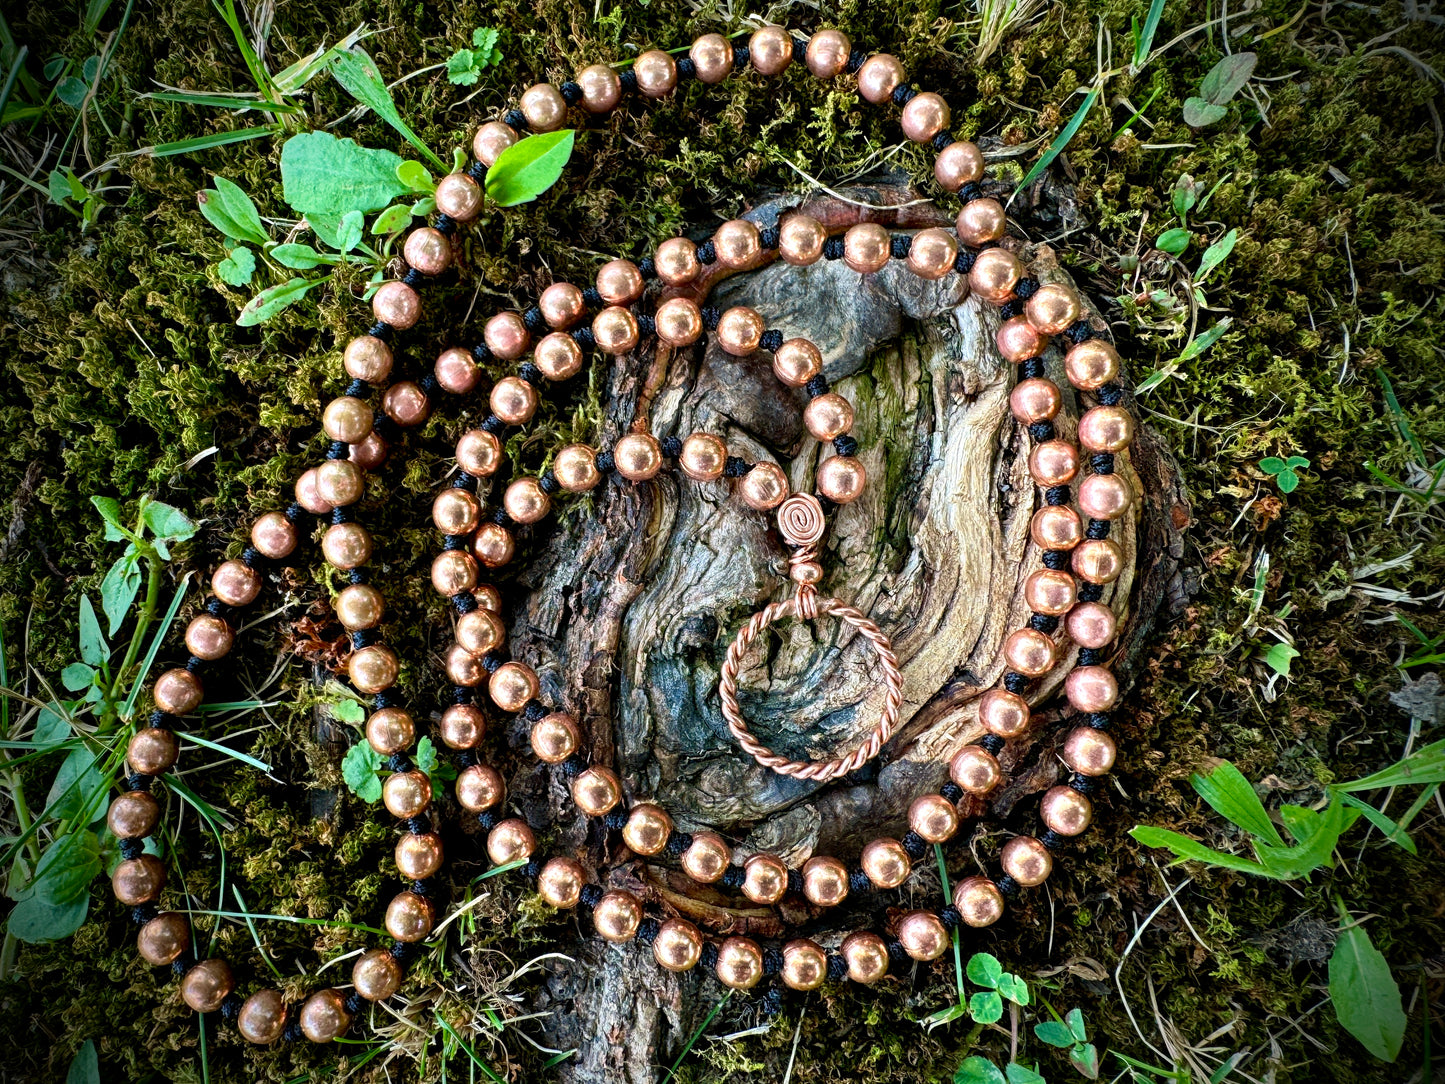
503,186,1187,1082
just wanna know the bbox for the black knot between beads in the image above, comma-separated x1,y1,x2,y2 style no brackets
451,686,474,706
282,1021,305,1043
891,83,916,105
695,239,717,265
1086,711,1111,730
1046,485,1071,506
848,868,872,894
822,235,845,260
1029,613,1059,634
477,811,499,831
665,831,691,857
119,838,144,859
636,916,661,944
171,952,195,976
402,267,425,290
539,472,561,495
581,286,603,309
344,992,366,1015
845,48,867,73
239,546,262,570
466,160,487,182
902,832,928,860
1003,672,1028,694
999,299,1024,320
954,248,978,274
503,109,528,131
759,225,780,249
409,879,432,897
455,749,476,769
996,874,1021,899
833,434,858,456
979,733,1006,756
1064,320,1093,344
805,374,829,398
1099,383,1124,406
406,815,430,835
452,593,478,615
347,570,365,586
523,699,548,722
675,57,696,81
579,883,604,909
695,941,718,970
700,306,721,330
367,321,393,341
723,456,752,478
219,992,244,1022
523,856,544,879
603,810,627,831
373,689,402,710
126,773,153,792
329,506,349,526
720,866,745,890
481,650,507,672
560,754,588,778
731,44,750,67
131,903,158,926
522,308,547,335
350,630,378,650
618,68,637,93
1087,519,1111,541
1020,364,1047,387
434,213,457,235
786,869,804,895
959,182,984,203
1068,773,1096,795
886,939,909,965
940,905,962,931
560,80,583,104
827,953,849,981
570,326,596,350
325,439,348,460
517,363,545,389
1014,277,1040,300
940,781,964,804
443,534,468,552
1079,583,1104,602
890,234,913,259
283,502,304,523
150,709,178,729
1031,422,1058,447
636,313,657,337
344,378,368,398
638,256,656,278
1039,829,1067,851
595,451,616,474
1091,453,1116,475
471,342,493,364
386,753,411,773
1042,549,1070,571
763,948,784,977
760,329,784,353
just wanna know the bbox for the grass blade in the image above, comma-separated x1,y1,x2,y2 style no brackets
435,1013,507,1084
232,885,284,980
134,125,278,157
662,990,732,1082
177,730,272,772
1132,0,1167,71
121,572,190,719
140,90,300,114
1015,85,1099,196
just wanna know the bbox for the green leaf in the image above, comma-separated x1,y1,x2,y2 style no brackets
371,204,412,236
329,698,366,725
1285,456,1310,469
77,596,106,667
1329,903,1406,1062
237,277,320,327
60,663,95,693
969,990,1004,1024
1254,796,1358,879
306,212,344,248
1156,228,1190,255
1128,825,1278,876
1034,1020,1075,1048
415,735,438,774
1195,228,1238,282
31,830,103,903
1339,794,1417,855
485,129,575,208
1182,97,1228,127
336,210,364,254
1276,470,1300,494
7,893,89,943
279,131,410,216
1191,761,1285,847
34,702,72,748
142,500,196,543
57,76,88,109
1261,642,1300,677
472,26,502,64
997,972,1030,1005
45,748,107,824
89,496,127,540
967,951,1003,988
100,553,141,635
397,160,434,193
216,246,256,286
447,48,481,86
1016,85,1099,195
341,741,383,802
1334,739,1445,793
197,176,269,246
66,1039,100,1084
328,49,446,171
954,1055,1007,1084
1005,1064,1046,1084
1178,317,1232,362
1200,52,1257,105
1066,1007,1088,1043
1259,457,1286,474
270,243,331,269
409,196,436,217
1171,174,1198,221
1070,1043,1100,1079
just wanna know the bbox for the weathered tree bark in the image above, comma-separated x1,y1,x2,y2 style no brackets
508,186,1187,1082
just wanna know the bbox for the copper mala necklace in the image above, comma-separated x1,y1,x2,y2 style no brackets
111,25,1135,1045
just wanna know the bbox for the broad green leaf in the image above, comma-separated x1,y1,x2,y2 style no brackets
328,49,446,171
1335,739,1445,793
954,1055,1007,1084
57,76,88,109
997,972,1030,1006
237,277,320,327
1200,52,1257,105
31,830,103,903
279,131,410,215
45,748,107,824
271,243,331,269
217,246,256,286
329,698,366,725
966,951,1003,988
89,496,126,538
1195,228,1238,282
306,212,344,248
485,129,575,208
336,210,364,254
1066,1007,1088,1043
1034,1020,1074,1048
100,553,141,635
416,735,438,774
472,26,502,64
397,160,433,193
371,204,412,236
77,597,106,666
1259,457,1286,474
409,196,436,218
1329,905,1406,1062
1183,97,1228,127
922,1002,970,1030
1285,455,1310,469
34,703,72,748
1156,228,1190,255
7,893,89,943
142,501,196,542
447,48,480,86
1006,1064,1046,1084
1261,642,1300,677
341,741,383,802
1191,761,1284,846
969,990,1004,1024
197,176,270,246
1339,794,1416,854
1277,470,1300,494
1254,798,1358,879
61,663,95,692
1070,1043,1100,1079
1129,825,1277,876
1171,174,1198,221
1178,317,1232,362
66,1039,100,1084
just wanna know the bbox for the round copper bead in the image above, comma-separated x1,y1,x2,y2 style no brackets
908,793,960,843
739,462,789,510
294,468,332,515
348,430,387,472
653,919,704,972
489,661,538,714
717,306,764,356
979,687,1031,738
1010,378,1062,424
322,522,372,570
857,54,904,104
953,876,1005,927
365,708,413,755
490,375,538,426
456,764,505,812
456,429,502,477
711,219,759,271
395,832,444,880
434,173,482,220
487,818,536,865
843,222,890,274
554,444,600,491
741,853,788,904
316,459,364,507
1079,472,1133,521
472,120,517,166
680,832,731,884
596,259,644,305
108,790,160,839
1000,835,1053,886
1041,785,1094,836
504,478,550,525
773,337,823,387
1031,505,1083,551
689,33,733,84
860,837,911,890
1063,726,1116,776
348,643,398,694
997,316,1047,363
802,855,850,907
352,948,403,1001
897,910,950,960
679,433,727,481
322,396,373,444
1066,601,1117,649
382,771,431,819
935,140,984,192
473,584,502,613
655,297,703,347
530,712,580,764
433,488,481,536
900,91,950,143
250,511,296,560
593,890,641,942
576,64,621,113
716,936,764,990
779,215,826,266
1003,628,1056,677
1030,440,1080,486
842,931,890,984
431,550,477,597
817,455,867,504
804,393,854,442
154,668,202,715
434,347,480,395
538,283,585,331
381,381,429,427
1072,538,1125,584
781,939,828,991
403,226,451,276
749,25,792,75
1026,283,1082,335
806,29,851,78
634,50,677,98
212,559,261,606
237,989,287,1043
593,306,640,355
655,236,700,286
137,912,190,965
181,959,234,1013
113,854,165,904
372,281,420,329
438,704,486,750
444,643,485,687
907,227,959,280
1025,568,1078,616
1078,406,1135,453
572,765,622,816
128,727,179,775
537,857,585,908
385,891,434,942
299,989,352,1043
1065,339,1121,390
520,82,567,132
621,803,672,857
1067,665,1119,713
957,198,1007,248
484,312,531,362
472,523,515,569
950,745,1001,796
614,432,663,481
968,245,1021,303
344,335,392,384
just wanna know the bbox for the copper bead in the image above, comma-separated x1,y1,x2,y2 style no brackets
1003,628,1056,677
653,919,703,972
487,818,536,865
473,523,515,568
596,259,644,305
897,910,950,960
154,668,202,715
553,444,600,491
1025,568,1078,616
438,703,485,750
181,958,234,1013
295,468,332,515
953,876,1004,927
621,802,672,857
967,245,1020,303
572,766,622,816
395,832,444,880
372,281,420,329
381,381,429,427
1010,378,1062,424
576,64,621,113
298,988,352,1042
1066,601,1117,649
716,936,764,989
802,855,849,907
1031,505,1083,550
716,306,764,356
250,512,296,560
504,477,550,525
860,838,911,890
593,306,640,355
1072,538,1124,584
431,550,477,597
950,745,1001,796
804,393,854,442
655,237,700,286
689,34,733,84
434,347,479,395
1065,339,1120,390
614,433,663,482
738,461,788,510
1078,406,1135,453
1026,283,1082,335
857,54,904,104
1066,665,1119,712
714,219,761,270
366,708,414,756
433,173,482,220
593,890,641,942
382,771,431,819
979,687,1031,738
907,227,958,280
456,764,505,812
843,222,890,274
680,832,731,883
539,282,586,331
633,50,677,98
908,794,959,843
520,83,567,132
384,891,434,942
489,661,538,714
841,931,889,983
456,429,502,477
749,26,793,75
1041,785,1094,836
997,316,1046,362
935,140,984,191
237,989,287,1043
530,712,580,764
537,856,585,908
1030,440,1080,486
773,337,823,386
348,643,398,693
1000,835,1052,886
128,727,179,775
656,297,703,347
806,30,852,79
352,948,403,1001
900,91,950,143
957,198,1007,248
1079,472,1133,521
108,790,160,839
472,120,517,166
137,912,190,965
212,559,261,606
316,459,363,506
323,396,373,444
445,643,485,687
433,488,481,535
322,522,373,570
741,853,788,904
1063,726,1116,776
679,433,727,481
344,335,392,383
113,854,165,905
403,226,451,275
781,939,828,991
817,455,866,503
490,375,538,425
778,215,826,266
